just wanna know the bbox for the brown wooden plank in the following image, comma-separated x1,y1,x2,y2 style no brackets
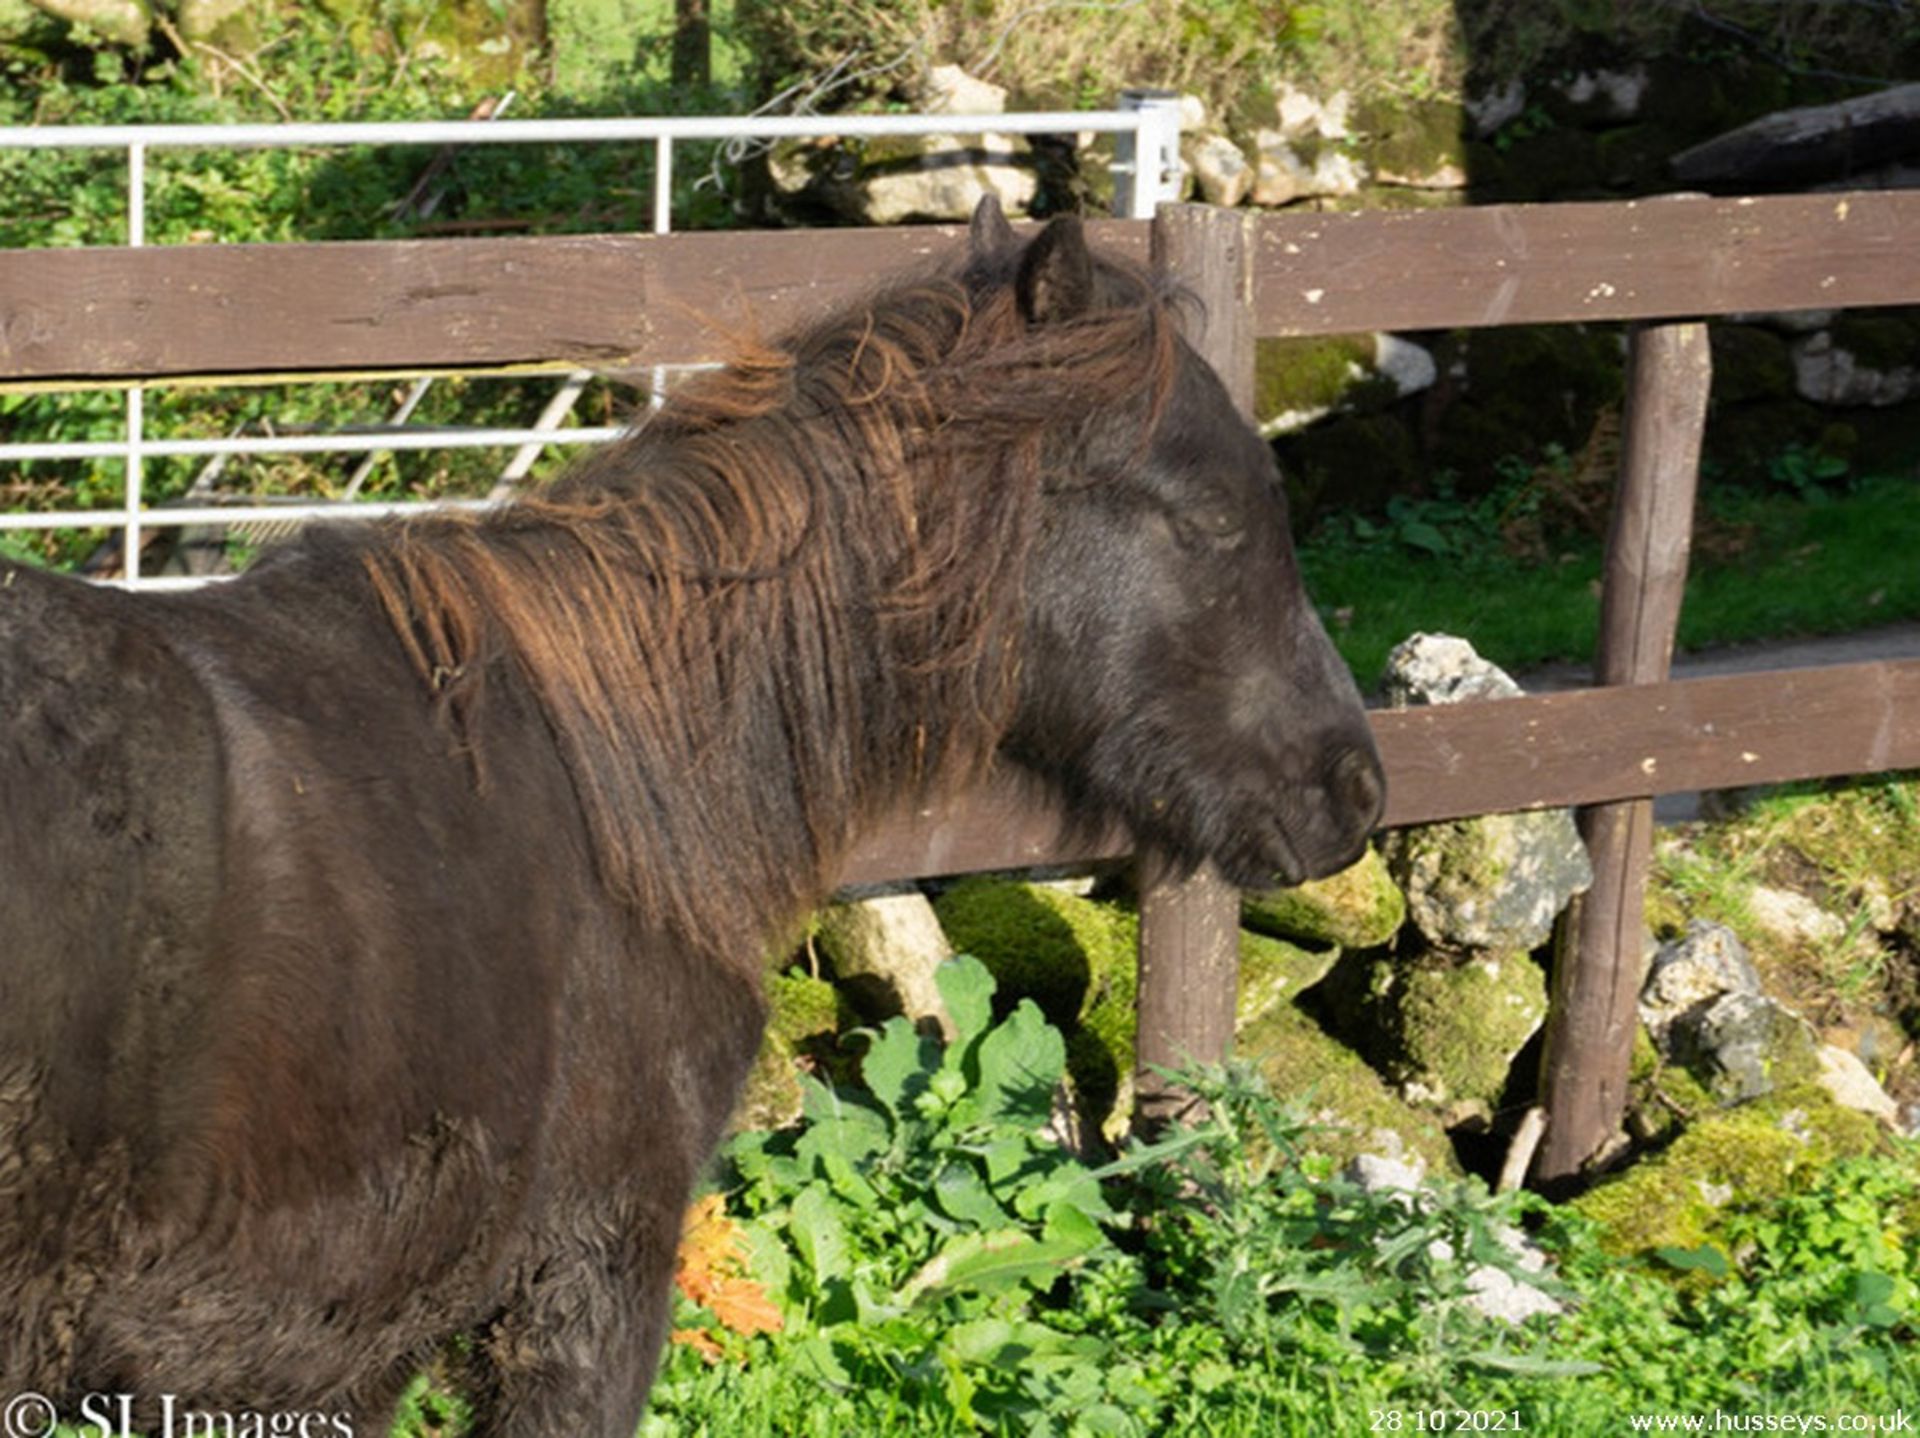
9,192,1919,381
839,659,1920,887
0,221,1149,384
1372,658,1920,829
1251,190,1920,335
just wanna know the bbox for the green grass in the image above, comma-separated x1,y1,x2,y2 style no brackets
1300,475,1920,688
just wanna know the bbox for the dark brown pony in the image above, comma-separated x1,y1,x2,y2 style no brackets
0,201,1382,1435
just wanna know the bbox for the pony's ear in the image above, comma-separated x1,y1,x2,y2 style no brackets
1015,214,1094,324
968,194,1015,257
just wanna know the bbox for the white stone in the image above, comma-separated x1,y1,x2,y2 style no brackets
917,64,1007,116
1466,80,1527,137
1816,1044,1900,1122
1184,131,1252,208
1557,67,1649,119
1374,333,1437,396
1792,330,1920,407
1746,884,1849,946
1273,81,1352,140
815,891,956,1037
1382,633,1524,706
1251,130,1368,206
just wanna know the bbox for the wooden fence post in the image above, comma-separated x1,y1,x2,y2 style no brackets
1134,204,1257,1130
1536,319,1713,1183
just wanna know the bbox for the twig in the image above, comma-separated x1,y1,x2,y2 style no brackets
1496,1106,1549,1192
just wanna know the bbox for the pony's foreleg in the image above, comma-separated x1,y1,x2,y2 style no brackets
465,1198,679,1438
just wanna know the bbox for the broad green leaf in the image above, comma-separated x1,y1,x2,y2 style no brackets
794,1332,852,1387
862,1016,940,1119
1040,1198,1106,1255
1467,1349,1606,1378
737,1219,796,1321
933,1160,1011,1229
1654,1243,1731,1279
936,954,997,1045
788,1184,849,1289
973,998,1065,1126
943,1315,1103,1366
795,1105,890,1178
1012,1165,1116,1225
900,1229,1092,1307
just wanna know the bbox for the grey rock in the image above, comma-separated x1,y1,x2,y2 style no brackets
1387,816,1592,953
1640,919,1761,1050
1381,635,1591,951
1694,991,1809,1103
1382,633,1525,706
1792,330,1920,407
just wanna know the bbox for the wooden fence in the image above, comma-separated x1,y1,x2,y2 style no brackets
5,192,1920,1181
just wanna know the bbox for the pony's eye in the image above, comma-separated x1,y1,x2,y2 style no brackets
1177,505,1245,550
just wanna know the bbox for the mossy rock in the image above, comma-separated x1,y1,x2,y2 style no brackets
737,971,844,1131
1253,334,1388,434
1828,313,1920,374
1702,398,1827,485
934,877,1131,1032
1357,95,1468,187
1373,950,1548,1122
1244,845,1405,951
1237,929,1341,1030
934,878,1137,1137
935,878,1358,1138
1572,1085,1886,1258
1240,1000,1461,1179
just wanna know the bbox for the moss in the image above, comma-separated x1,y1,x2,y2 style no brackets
934,878,1128,1031
1243,846,1406,950
1703,399,1827,486
1429,324,1624,491
1378,950,1548,1118
1240,1001,1461,1178
1592,124,1676,192
1573,1086,1887,1258
1237,929,1341,1030
1829,314,1920,375
934,878,1367,1138
1357,95,1467,185
738,971,843,1131
1253,334,1381,433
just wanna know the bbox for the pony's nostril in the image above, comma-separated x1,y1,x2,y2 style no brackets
1331,743,1387,826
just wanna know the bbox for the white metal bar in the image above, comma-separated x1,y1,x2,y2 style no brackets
654,134,673,235
493,370,594,498
0,426,623,462
0,112,1143,152
0,499,496,531
123,140,146,581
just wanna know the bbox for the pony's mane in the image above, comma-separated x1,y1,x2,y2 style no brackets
358,237,1180,963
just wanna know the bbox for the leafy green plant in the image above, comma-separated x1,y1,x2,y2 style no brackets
698,955,1139,1432
1768,442,1849,503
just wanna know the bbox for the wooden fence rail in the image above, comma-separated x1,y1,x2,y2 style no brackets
5,190,1920,1181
